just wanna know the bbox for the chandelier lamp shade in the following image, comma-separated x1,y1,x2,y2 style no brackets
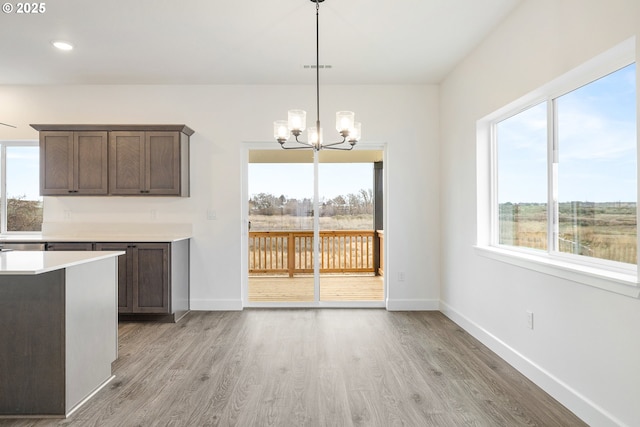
273,0,362,151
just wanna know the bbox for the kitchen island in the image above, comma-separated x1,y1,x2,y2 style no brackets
0,250,123,418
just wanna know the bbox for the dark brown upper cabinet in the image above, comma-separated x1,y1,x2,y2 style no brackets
32,125,193,197
39,131,108,195
109,131,187,196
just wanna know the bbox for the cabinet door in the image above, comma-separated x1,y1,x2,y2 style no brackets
96,242,133,313
40,131,74,195
40,131,108,195
146,132,181,195
75,132,108,194
109,132,145,195
133,243,170,313
45,242,94,251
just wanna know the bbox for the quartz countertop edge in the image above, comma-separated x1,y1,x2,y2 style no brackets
0,234,192,243
0,251,126,275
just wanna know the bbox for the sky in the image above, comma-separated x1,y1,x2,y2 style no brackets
497,62,637,204
249,163,373,201
6,146,40,201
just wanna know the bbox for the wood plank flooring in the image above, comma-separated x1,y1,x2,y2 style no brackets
249,275,384,302
0,310,586,427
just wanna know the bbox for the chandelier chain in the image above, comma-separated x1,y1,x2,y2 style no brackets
316,0,320,128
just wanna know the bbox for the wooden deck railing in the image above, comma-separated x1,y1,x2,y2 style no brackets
249,230,383,277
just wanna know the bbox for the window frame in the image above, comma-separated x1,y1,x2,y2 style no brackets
0,140,41,235
476,38,639,298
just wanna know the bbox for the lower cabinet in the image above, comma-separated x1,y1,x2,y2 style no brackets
95,243,169,314
47,240,189,322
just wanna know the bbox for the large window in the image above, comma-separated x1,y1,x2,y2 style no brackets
1,142,42,233
493,62,637,267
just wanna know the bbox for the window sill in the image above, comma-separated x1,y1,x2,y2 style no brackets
474,245,640,298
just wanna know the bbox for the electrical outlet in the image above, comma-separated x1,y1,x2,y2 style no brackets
526,311,534,330
207,210,217,220
398,271,405,282
150,210,157,220
64,210,72,220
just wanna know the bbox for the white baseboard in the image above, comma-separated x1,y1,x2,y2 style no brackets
191,298,437,311
439,301,624,427
190,299,243,311
386,298,439,311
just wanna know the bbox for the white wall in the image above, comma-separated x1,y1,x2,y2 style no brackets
0,83,440,311
440,0,640,425
3,1,637,424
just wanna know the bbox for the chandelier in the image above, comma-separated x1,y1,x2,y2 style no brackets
273,0,361,151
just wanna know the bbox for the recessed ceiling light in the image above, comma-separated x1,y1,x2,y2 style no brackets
52,41,74,51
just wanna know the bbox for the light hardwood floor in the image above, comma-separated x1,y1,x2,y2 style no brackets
0,310,586,426
249,275,385,302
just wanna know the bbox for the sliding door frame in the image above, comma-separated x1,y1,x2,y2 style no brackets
240,141,387,308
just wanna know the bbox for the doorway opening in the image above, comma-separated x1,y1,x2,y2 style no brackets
244,148,384,307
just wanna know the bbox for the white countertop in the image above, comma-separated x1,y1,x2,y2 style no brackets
0,251,125,275
0,234,191,243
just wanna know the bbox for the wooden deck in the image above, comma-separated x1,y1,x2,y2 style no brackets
248,274,384,302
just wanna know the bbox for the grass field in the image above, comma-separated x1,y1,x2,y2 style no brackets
500,202,637,264
249,214,374,231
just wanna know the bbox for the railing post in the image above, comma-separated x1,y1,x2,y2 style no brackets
373,230,380,276
374,161,384,276
377,230,384,276
288,233,295,278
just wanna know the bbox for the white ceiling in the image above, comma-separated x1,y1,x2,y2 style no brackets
0,0,522,85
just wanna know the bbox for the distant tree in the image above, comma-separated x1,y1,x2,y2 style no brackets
347,193,360,213
332,195,346,206
284,199,299,216
250,193,280,214
250,188,373,217
359,189,374,214
7,195,42,231
301,198,313,216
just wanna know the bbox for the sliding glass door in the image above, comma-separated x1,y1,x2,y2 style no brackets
246,148,384,306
